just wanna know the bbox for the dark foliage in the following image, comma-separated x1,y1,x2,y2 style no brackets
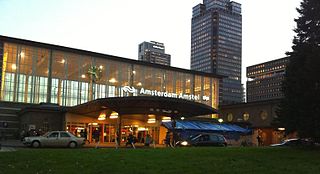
276,0,320,142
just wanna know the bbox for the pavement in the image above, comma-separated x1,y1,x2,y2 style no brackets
0,139,165,149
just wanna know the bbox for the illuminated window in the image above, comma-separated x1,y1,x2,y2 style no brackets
243,112,250,121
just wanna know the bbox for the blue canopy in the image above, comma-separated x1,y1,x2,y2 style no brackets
162,120,251,134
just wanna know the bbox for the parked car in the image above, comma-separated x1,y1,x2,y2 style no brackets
23,131,85,148
270,138,314,147
176,133,227,147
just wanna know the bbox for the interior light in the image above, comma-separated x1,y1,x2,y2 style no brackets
98,113,106,120
162,116,171,122
99,65,103,69
132,70,136,74
60,59,65,64
218,118,223,123
11,64,17,70
20,52,25,58
278,128,285,131
109,78,117,83
110,111,119,119
81,74,86,78
137,82,142,86
181,117,185,120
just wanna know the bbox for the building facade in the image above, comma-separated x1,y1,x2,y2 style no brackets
0,35,220,142
138,41,171,66
247,57,289,102
191,0,242,105
220,99,284,146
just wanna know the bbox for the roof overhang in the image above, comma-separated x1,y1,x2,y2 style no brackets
67,96,218,118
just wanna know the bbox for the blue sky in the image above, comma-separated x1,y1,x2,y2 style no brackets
0,0,302,84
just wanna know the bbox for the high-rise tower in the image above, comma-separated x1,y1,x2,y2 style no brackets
138,41,171,66
191,0,242,105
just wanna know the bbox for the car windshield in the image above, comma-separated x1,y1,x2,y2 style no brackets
190,134,202,141
42,132,50,137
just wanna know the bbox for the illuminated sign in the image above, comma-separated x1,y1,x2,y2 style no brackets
122,86,210,101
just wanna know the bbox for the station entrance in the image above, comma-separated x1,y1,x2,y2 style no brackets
66,96,218,146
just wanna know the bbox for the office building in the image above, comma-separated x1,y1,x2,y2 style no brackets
138,41,171,66
191,0,242,105
247,57,289,102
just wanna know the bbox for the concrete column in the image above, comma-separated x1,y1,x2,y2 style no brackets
116,115,122,147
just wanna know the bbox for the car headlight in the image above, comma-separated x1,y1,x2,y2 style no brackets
181,141,188,146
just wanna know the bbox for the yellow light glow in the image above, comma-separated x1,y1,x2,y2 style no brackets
278,128,285,131
98,113,106,120
137,82,142,86
109,111,119,119
20,52,25,58
81,74,86,78
60,59,65,64
162,116,171,122
99,65,103,69
109,78,117,83
11,64,17,70
218,118,223,123
138,127,149,131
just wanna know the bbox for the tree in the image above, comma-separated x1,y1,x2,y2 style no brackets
277,0,320,142
87,65,103,101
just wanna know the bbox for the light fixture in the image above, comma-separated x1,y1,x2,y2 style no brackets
98,113,106,120
109,78,117,83
99,65,103,69
181,117,185,120
278,128,285,131
81,74,86,78
109,111,119,119
137,82,142,86
60,59,65,64
132,70,136,74
147,118,156,124
162,117,171,122
11,64,17,70
138,127,148,131
218,118,223,123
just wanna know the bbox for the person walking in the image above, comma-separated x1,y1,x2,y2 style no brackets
144,134,152,147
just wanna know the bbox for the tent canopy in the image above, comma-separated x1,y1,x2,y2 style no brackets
162,120,251,134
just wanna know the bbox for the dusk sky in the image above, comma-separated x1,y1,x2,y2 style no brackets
0,0,302,84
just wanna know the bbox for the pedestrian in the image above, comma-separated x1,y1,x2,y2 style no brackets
20,130,26,141
126,133,136,148
145,134,152,147
257,135,262,146
165,132,171,147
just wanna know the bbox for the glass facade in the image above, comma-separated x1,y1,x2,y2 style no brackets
0,40,219,111
191,0,243,105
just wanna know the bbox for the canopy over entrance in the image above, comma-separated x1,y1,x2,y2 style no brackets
67,96,218,118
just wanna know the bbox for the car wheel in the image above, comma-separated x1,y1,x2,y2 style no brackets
32,141,41,148
69,141,77,148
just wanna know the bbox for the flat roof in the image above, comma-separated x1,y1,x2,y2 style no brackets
0,35,224,79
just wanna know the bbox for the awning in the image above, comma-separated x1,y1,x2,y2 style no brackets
162,120,251,134
68,96,218,118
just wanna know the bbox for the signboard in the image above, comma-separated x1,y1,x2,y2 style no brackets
122,86,210,101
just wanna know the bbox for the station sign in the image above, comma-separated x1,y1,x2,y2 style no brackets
122,86,210,101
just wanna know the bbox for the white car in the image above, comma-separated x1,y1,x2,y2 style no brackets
23,131,85,148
